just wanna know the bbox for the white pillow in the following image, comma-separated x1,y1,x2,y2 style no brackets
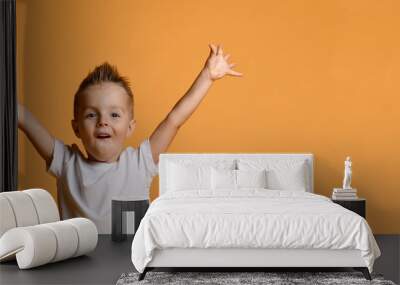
211,168,236,190
237,169,267,188
266,166,306,191
211,169,268,190
167,162,211,191
166,160,236,192
237,159,308,191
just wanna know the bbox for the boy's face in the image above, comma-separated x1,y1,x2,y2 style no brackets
72,82,135,163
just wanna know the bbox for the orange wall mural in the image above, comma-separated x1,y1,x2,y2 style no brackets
16,0,400,233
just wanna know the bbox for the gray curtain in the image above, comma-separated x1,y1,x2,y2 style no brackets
0,0,18,192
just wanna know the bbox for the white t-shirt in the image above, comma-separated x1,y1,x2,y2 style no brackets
47,138,158,234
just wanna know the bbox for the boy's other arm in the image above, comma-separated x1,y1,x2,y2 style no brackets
18,103,55,166
149,44,242,164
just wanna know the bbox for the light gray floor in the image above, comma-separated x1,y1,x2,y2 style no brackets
0,235,398,285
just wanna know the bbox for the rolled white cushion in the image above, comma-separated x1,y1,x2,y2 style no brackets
0,191,39,227
42,221,79,262
24,189,60,223
65,218,98,257
0,218,98,269
0,226,57,269
0,196,17,237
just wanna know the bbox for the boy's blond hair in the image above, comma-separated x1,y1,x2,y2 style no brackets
73,62,134,119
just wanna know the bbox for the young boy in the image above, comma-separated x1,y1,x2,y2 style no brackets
18,44,242,234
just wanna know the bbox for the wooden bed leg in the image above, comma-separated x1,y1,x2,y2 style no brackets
354,267,372,280
138,268,148,281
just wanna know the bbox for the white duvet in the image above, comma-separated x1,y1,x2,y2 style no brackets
131,189,380,273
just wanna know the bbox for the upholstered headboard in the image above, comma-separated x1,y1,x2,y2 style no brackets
159,153,314,195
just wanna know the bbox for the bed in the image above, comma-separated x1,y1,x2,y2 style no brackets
131,153,381,281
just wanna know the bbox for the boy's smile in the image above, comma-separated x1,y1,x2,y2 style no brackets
72,82,135,163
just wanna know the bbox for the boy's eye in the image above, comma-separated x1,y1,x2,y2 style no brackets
85,113,96,118
111,113,120,118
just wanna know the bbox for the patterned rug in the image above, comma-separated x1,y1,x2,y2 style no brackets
116,271,396,285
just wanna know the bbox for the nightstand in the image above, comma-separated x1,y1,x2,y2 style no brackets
111,198,149,242
332,198,366,218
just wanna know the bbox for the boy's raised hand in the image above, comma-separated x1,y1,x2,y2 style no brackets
149,44,241,165
205,44,243,80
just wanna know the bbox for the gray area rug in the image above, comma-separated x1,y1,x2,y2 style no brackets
116,271,396,285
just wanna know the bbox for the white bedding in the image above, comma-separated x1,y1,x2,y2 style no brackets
131,189,380,273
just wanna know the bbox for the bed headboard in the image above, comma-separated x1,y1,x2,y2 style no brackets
159,153,314,195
